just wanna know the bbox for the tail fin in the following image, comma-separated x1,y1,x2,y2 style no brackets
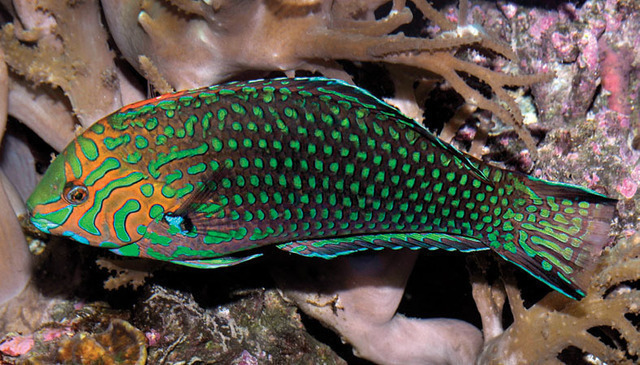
494,173,617,299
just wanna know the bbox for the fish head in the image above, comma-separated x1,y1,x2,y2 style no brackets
26,123,162,249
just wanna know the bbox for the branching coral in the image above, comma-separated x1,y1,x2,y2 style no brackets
474,234,640,364
95,258,154,291
101,0,540,150
0,0,124,126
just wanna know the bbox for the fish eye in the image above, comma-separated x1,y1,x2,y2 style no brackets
63,182,89,205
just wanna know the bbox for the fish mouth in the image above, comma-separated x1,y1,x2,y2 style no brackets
28,205,73,234
29,214,59,234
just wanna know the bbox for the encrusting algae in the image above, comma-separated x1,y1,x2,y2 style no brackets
0,0,638,364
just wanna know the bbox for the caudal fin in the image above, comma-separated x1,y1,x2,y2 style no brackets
494,174,617,299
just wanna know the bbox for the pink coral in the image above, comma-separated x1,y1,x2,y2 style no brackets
600,44,631,127
42,327,72,342
144,329,161,347
233,350,259,365
0,335,34,356
528,11,556,41
617,178,638,199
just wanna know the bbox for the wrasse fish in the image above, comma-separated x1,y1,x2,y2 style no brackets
26,77,616,299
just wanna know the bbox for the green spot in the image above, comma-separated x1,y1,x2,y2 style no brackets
238,157,250,168
155,135,167,145
187,163,207,175
149,204,164,219
440,154,451,166
125,151,142,164
144,232,172,246
90,123,105,134
273,140,283,151
77,136,99,161
145,117,159,131
231,103,247,115
185,115,197,136
273,191,282,204
104,134,131,151
228,139,238,150
164,125,175,138
140,183,154,197
264,174,274,186
161,185,176,198
446,172,456,182
218,108,228,123
135,136,149,149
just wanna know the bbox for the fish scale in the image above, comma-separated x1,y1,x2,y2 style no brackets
26,77,617,299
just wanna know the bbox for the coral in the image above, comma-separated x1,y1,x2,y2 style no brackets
0,335,34,357
100,0,540,151
134,284,345,364
95,258,154,291
7,319,148,365
54,319,147,365
476,233,640,364
276,249,483,364
1,0,638,364
0,0,124,126
0,47,30,305
0,164,31,306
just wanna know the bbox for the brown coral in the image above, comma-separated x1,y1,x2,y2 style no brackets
0,0,124,126
100,0,541,150
55,319,147,365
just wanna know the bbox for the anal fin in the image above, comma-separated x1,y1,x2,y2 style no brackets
169,253,263,269
277,232,488,258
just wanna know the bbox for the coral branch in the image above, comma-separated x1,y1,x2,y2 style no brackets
138,56,174,95
412,0,456,32
0,173,31,306
478,234,640,364
8,76,76,152
1,0,122,126
0,48,6,141
331,7,413,36
467,255,506,341
100,0,539,157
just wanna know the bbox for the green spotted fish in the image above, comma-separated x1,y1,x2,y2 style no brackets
26,77,616,299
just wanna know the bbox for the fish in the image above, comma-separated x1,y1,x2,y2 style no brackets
26,77,617,299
